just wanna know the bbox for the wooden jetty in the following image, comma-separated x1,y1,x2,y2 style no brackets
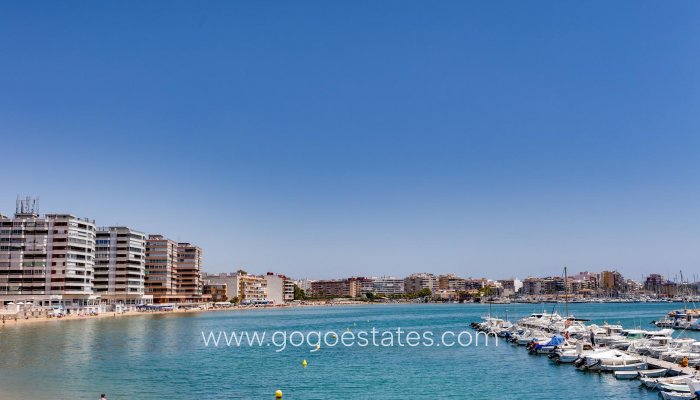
639,354,700,376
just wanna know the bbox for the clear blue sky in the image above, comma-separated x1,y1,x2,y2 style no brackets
1,1,699,280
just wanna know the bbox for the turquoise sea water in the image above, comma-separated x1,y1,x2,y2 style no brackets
1,302,698,399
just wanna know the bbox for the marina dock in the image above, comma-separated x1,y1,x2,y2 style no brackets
471,311,700,397
643,355,699,376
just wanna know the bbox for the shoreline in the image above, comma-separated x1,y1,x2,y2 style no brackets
0,307,211,327
0,301,382,328
3,300,669,329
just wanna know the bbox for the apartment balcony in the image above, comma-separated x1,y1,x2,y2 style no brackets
62,289,93,295
110,284,129,289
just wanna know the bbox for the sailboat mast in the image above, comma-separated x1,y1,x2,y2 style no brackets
681,270,687,310
564,265,569,317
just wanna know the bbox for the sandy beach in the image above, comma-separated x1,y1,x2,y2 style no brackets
0,300,374,328
0,308,206,327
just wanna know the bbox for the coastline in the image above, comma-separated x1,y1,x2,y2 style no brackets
0,308,210,327
0,300,382,328
1,298,681,329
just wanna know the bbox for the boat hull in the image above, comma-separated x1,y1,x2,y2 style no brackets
638,368,668,378
613,371,639,379
660,391,694,400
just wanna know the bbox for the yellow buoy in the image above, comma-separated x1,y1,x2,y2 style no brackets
302,359,307,367
275,389,283,398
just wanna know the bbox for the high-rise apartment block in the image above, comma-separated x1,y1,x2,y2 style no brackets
145,236,206,303
0,197,99,311
0,199,210,310
145,235,179,302
94,227,148,305
176,242,203,300
372,276,405,296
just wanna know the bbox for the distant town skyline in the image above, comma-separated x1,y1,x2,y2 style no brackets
2,2,699,279
0,198,697,281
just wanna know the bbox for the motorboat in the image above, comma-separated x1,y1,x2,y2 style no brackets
657,339,698,361
528,334,566,354
640,375,693,390
613,370,639,380
657,377,700,394
577,349,647,372
664,342,700,364
650,339,696,359
588,323,624,347
629,336,674,356
660,391,694,400
607,329,648,350
654,377,698,393
638,368,668,378
550,342,596,363
515,330,546,346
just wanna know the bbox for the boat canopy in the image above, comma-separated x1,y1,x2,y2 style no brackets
548,335,565,346
585,349,638,360
535,334,564,349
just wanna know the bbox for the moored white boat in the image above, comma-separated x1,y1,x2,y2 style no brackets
657,380,694,393
640,375,693,390
550,342,597,363
629,336,673,356
613,370,639,380
577,349,647,372
529,334,566,354
638,368,668,378
660,391,694,400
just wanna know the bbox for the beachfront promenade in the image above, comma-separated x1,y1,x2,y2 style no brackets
0,300,376,327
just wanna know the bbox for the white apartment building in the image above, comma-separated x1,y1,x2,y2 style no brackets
0,198,100,312
264,273,294,304
372,276,405,296
203,272,268,304
95,226,150,305
295,279,313,293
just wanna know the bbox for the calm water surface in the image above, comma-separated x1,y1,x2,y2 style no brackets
0,302,695,399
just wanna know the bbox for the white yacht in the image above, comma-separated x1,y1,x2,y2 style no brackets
577,349,647,372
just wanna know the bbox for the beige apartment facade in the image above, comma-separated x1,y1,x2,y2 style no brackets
145,235,179,303
145,236,208,303
176,242,206,302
